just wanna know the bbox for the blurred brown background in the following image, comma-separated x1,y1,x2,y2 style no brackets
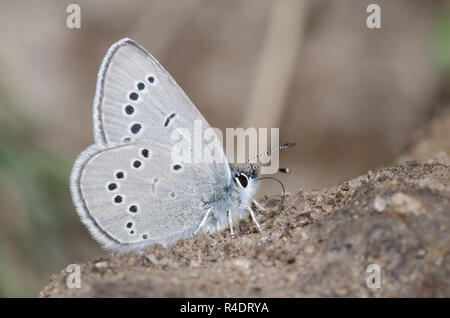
0,0,448,297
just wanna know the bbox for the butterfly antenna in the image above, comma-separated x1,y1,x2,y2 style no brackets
257,176,286,215
241,142,296,170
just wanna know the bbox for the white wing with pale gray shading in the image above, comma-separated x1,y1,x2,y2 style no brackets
71,141,223,252
93,38,228,174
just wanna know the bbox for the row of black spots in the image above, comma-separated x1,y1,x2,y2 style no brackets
164,113,176,127
131,148,151,170
107,171,125,199
125,77,155,107
109,170,128,205
125,221,148,240
107,171,126,191
122,77,156,139
125,87,142,135
126,220,135,236
124,76,155,112
121,101,135,141
123,88,137,142
126,203,138,233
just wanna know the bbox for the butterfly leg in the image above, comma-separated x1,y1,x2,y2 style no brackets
252,199,266,212
246,206,263,234
243,187,266,212
227,209,235,240
189,207,212,238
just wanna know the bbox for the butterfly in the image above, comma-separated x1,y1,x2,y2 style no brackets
70,38,292,253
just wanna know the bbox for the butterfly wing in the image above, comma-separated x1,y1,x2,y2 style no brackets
94,38,230,189
94,40,217,148
71,38,232,252
71,141,221,252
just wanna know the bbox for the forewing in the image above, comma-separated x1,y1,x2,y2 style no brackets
93,38,230,183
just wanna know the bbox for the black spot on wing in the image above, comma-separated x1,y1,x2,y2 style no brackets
114,195,123,204
137,82,145,90
164,113,176,127
132,160,142,169
129,92,139,101
130,123,142,134
115,171,124,179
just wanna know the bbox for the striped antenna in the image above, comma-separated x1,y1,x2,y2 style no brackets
240,142,296,170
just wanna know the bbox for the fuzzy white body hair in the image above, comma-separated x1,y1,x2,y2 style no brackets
201,173,259,234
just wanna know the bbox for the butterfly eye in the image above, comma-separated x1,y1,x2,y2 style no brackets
236,174,249,188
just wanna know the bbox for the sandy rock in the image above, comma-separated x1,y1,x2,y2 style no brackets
39,158,449,297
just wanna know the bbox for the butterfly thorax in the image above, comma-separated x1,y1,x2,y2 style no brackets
201,167,259,233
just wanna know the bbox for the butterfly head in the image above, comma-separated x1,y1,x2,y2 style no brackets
233,164,259,193
234,163,259,189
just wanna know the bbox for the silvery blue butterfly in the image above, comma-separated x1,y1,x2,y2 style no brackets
70,38,291,253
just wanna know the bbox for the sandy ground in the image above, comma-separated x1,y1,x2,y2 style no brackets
40,109,449,297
